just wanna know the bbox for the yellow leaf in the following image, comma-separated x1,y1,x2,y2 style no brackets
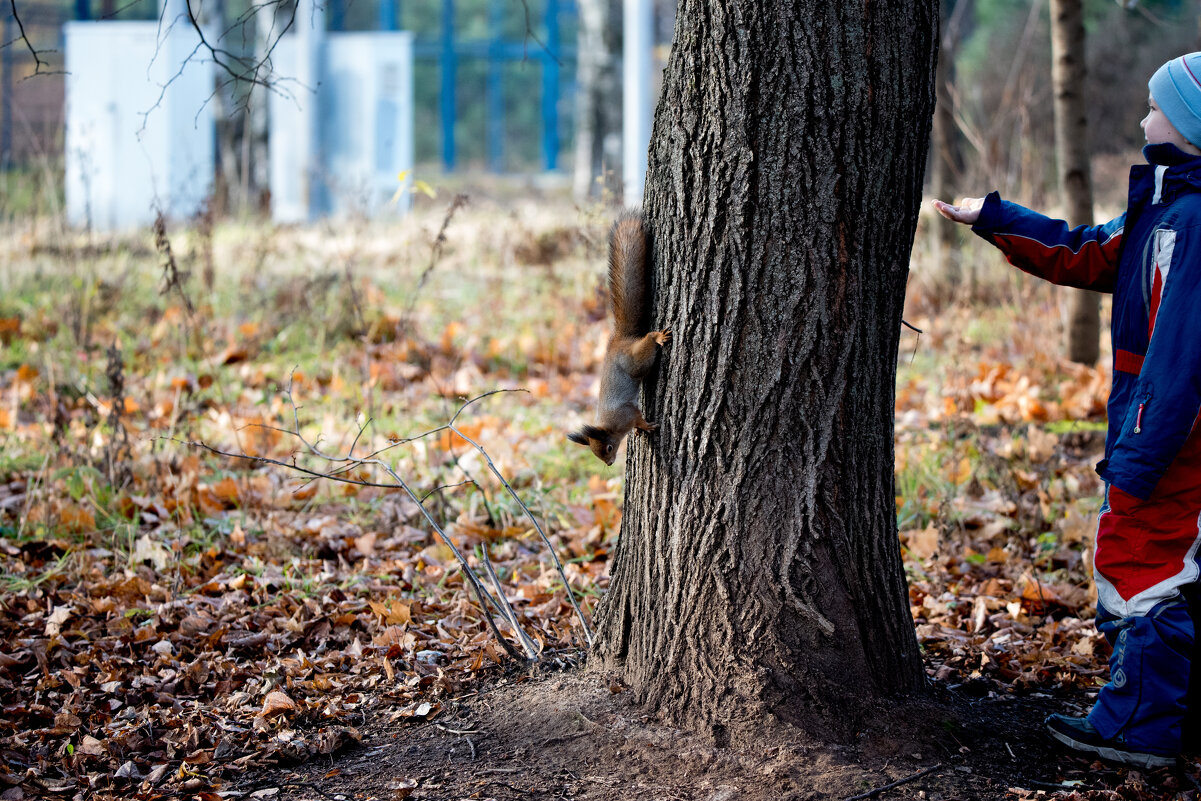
1071,637,1095,657
387,601,412,626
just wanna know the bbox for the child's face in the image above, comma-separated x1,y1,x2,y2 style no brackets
1142,95,1201,154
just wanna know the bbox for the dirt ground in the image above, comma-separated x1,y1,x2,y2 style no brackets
230,665,1201,801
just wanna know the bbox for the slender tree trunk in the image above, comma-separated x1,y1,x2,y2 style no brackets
1051,0,1100,364
248,1,271,214
593,1,936,737
573,0,622,202
208,0,241,216
930,0,965,299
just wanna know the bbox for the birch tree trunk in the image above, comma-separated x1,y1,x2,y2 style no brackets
593,1,936,736
1051,0,1100,365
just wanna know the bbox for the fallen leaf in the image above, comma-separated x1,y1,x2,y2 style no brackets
261,691,298,718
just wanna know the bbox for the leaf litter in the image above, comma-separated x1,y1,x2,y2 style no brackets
0,208,1197,799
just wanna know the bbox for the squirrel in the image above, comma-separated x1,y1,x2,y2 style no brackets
568,212,671,465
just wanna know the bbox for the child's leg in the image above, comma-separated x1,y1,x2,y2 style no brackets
1088,596,1194,754
1184,583,1201,752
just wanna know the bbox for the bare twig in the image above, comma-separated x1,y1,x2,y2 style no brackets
181,0,298,94
418,479,476,504
177,383,568,664
183,431,529,664
102,344,133,491
448,392,595,647
480,545,540,658
8,0,48,74
512,0,564,67
154,212,197,315
415,195,465,302
842,764,944,801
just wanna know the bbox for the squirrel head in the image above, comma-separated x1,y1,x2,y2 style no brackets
567,424,622,465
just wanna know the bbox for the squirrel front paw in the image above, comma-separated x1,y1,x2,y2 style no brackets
653,330,672,346
636,419,658,433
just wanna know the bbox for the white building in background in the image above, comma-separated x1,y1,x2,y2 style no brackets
63,11,214,230
269,13,415,222
62,0,414,230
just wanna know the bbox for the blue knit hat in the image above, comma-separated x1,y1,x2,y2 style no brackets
1149,53,1201,148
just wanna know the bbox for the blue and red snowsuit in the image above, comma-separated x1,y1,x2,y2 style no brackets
972,142,1201,755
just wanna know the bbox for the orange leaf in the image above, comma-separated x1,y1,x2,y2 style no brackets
59,504,96,533
211,477,240,504
218,345,249,366
0,317,20,343
260,690,297,717
1020,575,1063,609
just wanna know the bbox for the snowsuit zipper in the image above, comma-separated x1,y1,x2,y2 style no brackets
1134,389,1153,434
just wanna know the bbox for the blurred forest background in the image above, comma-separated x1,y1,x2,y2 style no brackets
0,0,1194,215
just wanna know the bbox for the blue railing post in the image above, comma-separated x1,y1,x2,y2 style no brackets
329,0,344,31
486,0,503,171
541,0,559,171
440,0,455,171
75,0,90,20
379,0,396,31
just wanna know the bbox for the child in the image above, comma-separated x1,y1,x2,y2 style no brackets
934,52,1201,768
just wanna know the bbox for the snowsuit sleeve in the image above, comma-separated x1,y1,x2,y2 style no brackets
970,191,1125,292
1100,226,1201,500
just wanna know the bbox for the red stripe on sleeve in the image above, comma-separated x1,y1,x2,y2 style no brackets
1115,350,1145,375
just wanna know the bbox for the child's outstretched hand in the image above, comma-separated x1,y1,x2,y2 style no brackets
932,197,984,225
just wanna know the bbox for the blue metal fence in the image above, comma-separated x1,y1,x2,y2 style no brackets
9,0,576,174
354,0,576,172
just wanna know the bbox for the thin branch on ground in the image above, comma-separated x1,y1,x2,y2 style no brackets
400,194,469,338
447,391,595,647
419,479,476,505
842,763,944,801
176,382,576,664
479,544,540,659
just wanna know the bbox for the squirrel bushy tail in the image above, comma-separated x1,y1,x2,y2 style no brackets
567,211,669,466
608,212,649,339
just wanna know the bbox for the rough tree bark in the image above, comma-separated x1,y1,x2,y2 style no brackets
1051,0,1100,365
593,2,937,737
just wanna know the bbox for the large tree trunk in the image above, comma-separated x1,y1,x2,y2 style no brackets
593,2,936,736
1051,0,1100,365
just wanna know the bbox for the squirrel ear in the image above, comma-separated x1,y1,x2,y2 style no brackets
567,429,590,446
